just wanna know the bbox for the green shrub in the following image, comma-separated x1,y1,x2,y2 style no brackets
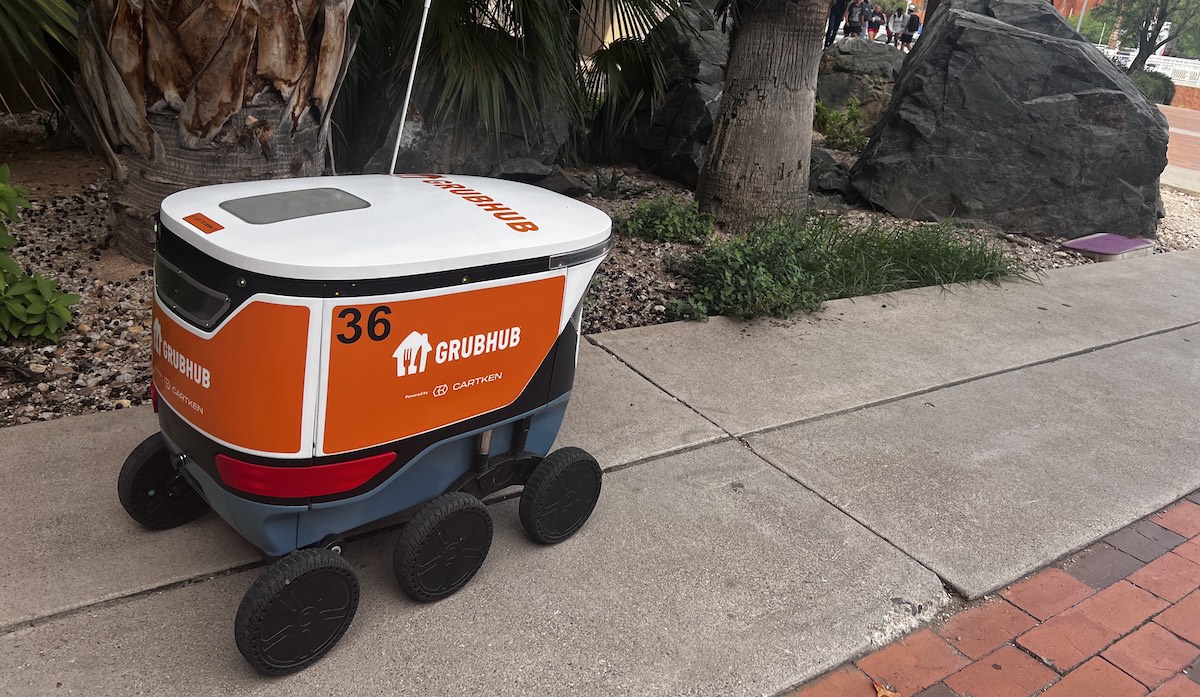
814,99,869,153
673,215,1021,320
673,217,834,319
1128,69,1175,105
0,164,80,343
621,197,713,244
584,168,649,200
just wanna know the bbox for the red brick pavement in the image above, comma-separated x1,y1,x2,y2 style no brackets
787,496,1200,697
1162,105,1200,170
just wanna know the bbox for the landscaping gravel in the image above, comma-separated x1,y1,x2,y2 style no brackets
1,119,1197,428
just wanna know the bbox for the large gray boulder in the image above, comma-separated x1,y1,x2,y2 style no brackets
851,7,1168,238
818,40,906,134
614,5,729,188
940,0,1085,40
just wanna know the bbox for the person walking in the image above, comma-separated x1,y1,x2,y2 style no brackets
844,0,867,40
900,6,920,52
867,5,886,41
886,5,906,44
827,0,850,46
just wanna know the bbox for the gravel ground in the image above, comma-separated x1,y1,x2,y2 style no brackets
1,114,1198,427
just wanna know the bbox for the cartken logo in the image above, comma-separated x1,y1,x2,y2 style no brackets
393,331,433,377
152,318,162,355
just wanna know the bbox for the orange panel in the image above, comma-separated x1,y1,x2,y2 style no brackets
153,299,310,453
322,276,566,454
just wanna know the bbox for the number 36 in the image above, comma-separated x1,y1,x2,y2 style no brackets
336,306,391,344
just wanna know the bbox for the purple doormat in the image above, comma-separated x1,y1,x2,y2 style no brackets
1062,233,1153,255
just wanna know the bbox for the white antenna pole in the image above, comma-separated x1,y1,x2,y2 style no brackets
1075,0,1089,33
389,0,434,175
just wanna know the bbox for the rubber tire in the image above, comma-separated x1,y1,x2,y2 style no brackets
117,432,208,529
519,447,603,545
234,548,360,676
393,492,493,603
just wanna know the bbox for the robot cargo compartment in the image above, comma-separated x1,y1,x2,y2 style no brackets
151,266,596,463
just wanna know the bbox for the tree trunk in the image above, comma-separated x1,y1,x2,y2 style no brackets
1128,0,1168,72
695,0,827,232
75,0,357,264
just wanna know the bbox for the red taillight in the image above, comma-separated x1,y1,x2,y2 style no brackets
150,381,160,413
216,452,397,498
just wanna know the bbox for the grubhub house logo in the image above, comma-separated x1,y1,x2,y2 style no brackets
153,318,212,389
391,326,521,378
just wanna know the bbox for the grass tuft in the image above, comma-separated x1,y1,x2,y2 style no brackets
673,214,1022,320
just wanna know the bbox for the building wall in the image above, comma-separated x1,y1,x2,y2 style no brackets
1052,0,1104,19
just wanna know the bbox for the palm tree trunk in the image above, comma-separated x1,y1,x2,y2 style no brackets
75,0,357,263
696,0,827,232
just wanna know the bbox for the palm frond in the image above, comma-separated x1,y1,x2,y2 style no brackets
0,0,79,111
332,0,680,170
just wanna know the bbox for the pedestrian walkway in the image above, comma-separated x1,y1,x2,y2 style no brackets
790,497,1200,696
2,250,1199,695
1161,105,1200,194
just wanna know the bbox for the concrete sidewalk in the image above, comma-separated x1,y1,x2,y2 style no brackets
2,249,1199,695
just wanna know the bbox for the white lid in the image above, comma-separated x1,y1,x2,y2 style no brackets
158,174,612,280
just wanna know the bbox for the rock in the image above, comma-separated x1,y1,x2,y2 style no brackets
28,363,48,374
939,0,1085,40
810,147,854,197
611,6,730,188
850,7,1168,239
821,39,905,80
533,168,587,197
36,383,49,392
817,40,906,133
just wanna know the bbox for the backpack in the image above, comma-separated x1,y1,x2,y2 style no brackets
906,13,921,32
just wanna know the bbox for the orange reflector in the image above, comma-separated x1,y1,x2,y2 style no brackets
183,212,224,234
216,452,397,498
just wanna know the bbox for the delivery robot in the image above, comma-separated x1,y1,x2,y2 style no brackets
117,173,611,675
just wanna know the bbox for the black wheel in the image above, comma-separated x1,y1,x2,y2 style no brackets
117,432,208,529
519,447,603,544
393,492,493,603
234,548,360,676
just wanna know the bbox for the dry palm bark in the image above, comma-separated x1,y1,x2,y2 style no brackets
76,0,358,263
696,0,827,232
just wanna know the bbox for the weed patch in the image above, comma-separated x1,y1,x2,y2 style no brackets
814,99,869,153
620,196,713,244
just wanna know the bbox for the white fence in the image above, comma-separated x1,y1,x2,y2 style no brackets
1095,45,1200,87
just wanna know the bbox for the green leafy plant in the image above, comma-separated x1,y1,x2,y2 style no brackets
0,164,80,343
672,215,1022,320
622,196,713,244
673,217,832,319
584,168,651,200
814,99,870,153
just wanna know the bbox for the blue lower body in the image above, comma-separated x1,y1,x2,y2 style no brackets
164,393,571,557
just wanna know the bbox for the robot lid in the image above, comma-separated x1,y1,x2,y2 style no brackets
158,174,612,281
